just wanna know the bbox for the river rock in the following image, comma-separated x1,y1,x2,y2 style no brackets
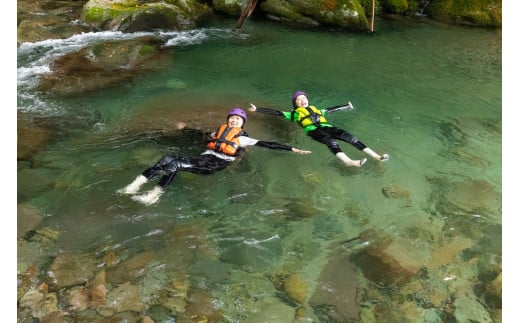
308,252,361,322
17,203,44,238
283,273,309,305
106,251,157,285
104,281,147,314
18,240,50,276
48,252,97,289
38,37,171,96
219,230,283,273
19,290,60,319
17,112,54,161
177,287,224,322
64,286,89,311
81,0,213,32
17,0,91,43
425,0,501,27
382,184,410,199
444,179,500,216
453,291,493,323
88,270,108,308
427,236,474,269
260,0,369,30
243,301,296,323
353,234,430,285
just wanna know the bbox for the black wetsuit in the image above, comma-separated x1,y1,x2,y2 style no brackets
141,130,294,188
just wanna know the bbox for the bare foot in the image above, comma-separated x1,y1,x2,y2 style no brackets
346,158,367,167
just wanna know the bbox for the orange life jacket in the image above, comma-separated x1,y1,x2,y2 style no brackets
207,124,246,156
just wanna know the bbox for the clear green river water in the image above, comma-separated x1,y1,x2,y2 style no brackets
16,16,505,322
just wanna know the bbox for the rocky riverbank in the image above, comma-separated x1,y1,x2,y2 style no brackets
18,0,502,44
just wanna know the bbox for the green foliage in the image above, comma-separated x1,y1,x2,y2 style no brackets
385,0,409,14
359,0,384,15
83,7,120,22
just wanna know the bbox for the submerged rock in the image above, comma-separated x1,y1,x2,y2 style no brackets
48,252,97,289
177,287,225,322
17,112,54,161
106,251,157,285
104,281,148,314
283,273,309,305
17,204,44,239
243,301,296,323
17,0,91,43
19,290,61,320
38,37,171,96
308,252,361,322
219,231,283,273
443,179,500,217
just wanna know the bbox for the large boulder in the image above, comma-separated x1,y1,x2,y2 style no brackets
212,0,246,16
38,36,170,96
259,0,369,30
17,0,92,43
424,0,501,27
81,0,213,32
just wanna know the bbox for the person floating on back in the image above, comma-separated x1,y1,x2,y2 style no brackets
249,91,389,168
117,107,312,205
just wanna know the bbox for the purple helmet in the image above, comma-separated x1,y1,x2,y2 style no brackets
227,107,247,123
291,91,307,108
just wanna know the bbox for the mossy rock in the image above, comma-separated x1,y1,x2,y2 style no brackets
384,0,409,14
260,0,369,30
283,274,309,304
212,0,246,16
424,0,501,27
81,0,213,32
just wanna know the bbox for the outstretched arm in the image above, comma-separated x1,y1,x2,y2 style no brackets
249,103,286,117
325,101,354,113
254,140,311,155
174,121,213,138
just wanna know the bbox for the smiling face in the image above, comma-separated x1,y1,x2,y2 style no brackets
227,115,245,128
294,94,309,108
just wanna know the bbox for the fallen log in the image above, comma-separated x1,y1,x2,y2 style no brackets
235,0,258,29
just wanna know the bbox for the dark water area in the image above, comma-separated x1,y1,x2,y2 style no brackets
15,15,506,322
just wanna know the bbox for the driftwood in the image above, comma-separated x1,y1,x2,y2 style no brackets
235,0,258,29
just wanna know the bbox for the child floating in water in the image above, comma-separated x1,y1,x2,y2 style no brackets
249,91,389,167
118,107,311,205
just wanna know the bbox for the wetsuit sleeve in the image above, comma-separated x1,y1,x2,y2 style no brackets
255,107,284,116
325,104,354,113
184,128,212,137
255,107,292,120
254,140,293,151
239,136,292,151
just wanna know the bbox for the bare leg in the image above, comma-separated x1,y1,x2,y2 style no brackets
336,152,367,167
363,147,389,161
131,186,164,206
117,175,148,195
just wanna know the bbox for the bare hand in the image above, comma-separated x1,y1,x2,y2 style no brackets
249,103,257,112
292,148,311,155
175,121,186,130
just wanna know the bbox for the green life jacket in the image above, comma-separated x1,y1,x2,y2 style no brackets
291,106,331,130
